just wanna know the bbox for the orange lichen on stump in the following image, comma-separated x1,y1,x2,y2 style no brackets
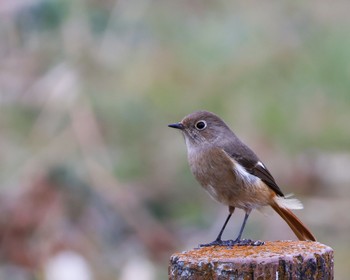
169,241,333,280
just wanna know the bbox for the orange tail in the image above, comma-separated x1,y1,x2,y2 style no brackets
271,201,316,241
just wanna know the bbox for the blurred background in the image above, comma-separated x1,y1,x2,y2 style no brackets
0,0,350,279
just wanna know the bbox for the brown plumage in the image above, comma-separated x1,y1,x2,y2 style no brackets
271,200,316,241
169,110,316,245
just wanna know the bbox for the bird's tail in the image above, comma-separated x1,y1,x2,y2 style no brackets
271,196,316,241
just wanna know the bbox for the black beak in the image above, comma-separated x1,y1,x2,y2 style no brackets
168,122,184,130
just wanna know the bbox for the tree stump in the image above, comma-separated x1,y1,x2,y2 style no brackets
169,241,333,280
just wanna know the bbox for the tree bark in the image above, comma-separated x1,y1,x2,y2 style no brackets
169,241,333,280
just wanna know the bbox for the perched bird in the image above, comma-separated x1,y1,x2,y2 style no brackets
168,111,316,246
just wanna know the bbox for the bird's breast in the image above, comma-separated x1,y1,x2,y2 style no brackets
188,147,238,198
188,147,233,183
187,146,272,209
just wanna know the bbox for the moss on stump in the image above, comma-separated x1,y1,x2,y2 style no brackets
169,241,333,280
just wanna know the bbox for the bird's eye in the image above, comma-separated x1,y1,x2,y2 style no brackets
195,120,207,130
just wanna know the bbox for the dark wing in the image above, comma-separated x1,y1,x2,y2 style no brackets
223,143,285,197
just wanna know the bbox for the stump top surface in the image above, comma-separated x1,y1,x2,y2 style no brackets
170,241,334,279
172,241,332,263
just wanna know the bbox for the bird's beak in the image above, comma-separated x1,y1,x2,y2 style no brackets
168,122,184,130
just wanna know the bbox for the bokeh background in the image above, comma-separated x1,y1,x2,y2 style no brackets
1,0,350,279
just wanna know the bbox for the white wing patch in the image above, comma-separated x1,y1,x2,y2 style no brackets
234,161,259,185
205,185,220,201
221,149,259,186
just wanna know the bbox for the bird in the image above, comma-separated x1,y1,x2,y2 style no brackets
168,110,316,246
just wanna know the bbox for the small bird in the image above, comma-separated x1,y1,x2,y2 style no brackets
168,110,316,246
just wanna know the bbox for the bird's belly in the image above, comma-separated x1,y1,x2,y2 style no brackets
205,180,273,210
189,148,272,210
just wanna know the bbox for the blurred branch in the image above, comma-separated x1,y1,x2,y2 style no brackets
97,0,151,66
69,96,176,257
26,63,78,140
4,127,75,186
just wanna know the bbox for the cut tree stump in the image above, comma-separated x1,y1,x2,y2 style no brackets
169,241,333,280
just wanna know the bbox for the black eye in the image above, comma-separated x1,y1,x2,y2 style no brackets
195,120,207,130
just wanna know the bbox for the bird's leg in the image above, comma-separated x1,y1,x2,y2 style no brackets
235,211,250,242
199,213,232,247
231,211,264,246
200,206,234,247
199,208,264,247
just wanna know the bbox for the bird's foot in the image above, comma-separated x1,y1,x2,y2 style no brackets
199,239,225,247
234,239,265,246
199,239,264,247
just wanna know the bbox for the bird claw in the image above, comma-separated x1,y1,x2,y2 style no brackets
234,239,264,246
199,239,264,247
251,240,265,246
199,239,225,247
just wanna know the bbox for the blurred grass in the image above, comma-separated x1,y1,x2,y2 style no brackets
1,0,350,279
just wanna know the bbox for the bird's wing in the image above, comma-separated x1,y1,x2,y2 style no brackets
223,145,285,197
